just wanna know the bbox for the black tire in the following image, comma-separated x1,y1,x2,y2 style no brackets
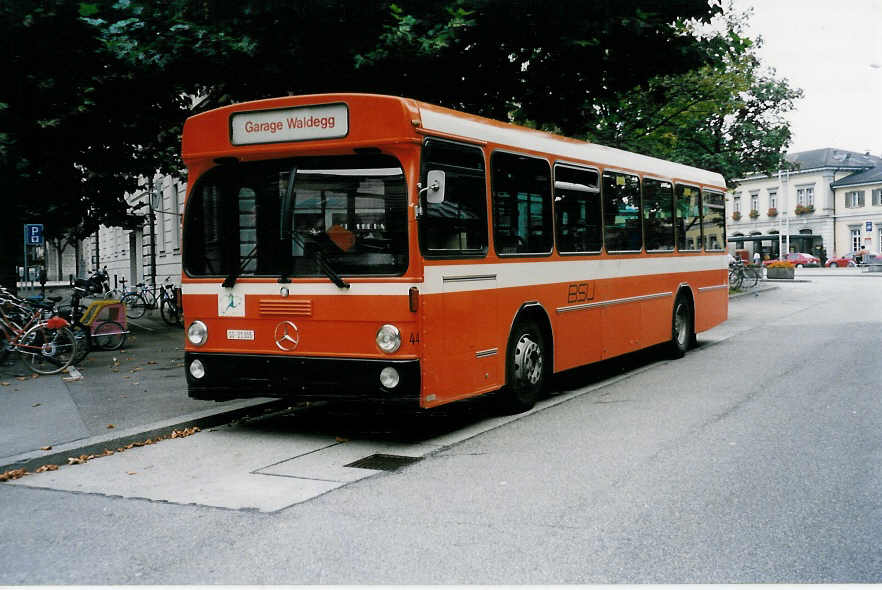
160,300,180,326
122,293,147,319
93,320,127,350
20,325,76,375
743,267,759,288
70,323,91,364
728,269,742,290
668,295,693,359
498,320,546,414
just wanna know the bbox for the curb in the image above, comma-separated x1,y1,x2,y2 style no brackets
0,398,287,475
728,284,779,299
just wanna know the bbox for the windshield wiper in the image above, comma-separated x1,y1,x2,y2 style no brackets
313,248,350,289
279,166,349,289
222,244,257,288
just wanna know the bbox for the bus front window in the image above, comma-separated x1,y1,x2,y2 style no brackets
184,154,409,279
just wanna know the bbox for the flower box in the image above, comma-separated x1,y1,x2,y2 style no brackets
749,209,759,219
766,263,795,279
795,204,814,215
732,211,742,221
767,207,778,217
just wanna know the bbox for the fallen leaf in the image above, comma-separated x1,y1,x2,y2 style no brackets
35,464,58,473
40,445,52,451
127,471,137,476
0,469,28,481
32,403,41,407
1,382,10,386
107,424,115,429
16,377,26,381
147,361,158,365
335,436,349,443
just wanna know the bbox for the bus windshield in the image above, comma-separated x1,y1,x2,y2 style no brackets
184,154,409,280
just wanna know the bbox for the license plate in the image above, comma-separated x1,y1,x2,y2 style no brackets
226,329,255,341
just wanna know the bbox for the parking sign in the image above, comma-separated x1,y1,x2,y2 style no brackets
24,223,44,246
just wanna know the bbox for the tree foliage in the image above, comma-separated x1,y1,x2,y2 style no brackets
585,7,803,183
1,0,800,287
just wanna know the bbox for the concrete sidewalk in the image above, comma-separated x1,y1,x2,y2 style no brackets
0,311,278,475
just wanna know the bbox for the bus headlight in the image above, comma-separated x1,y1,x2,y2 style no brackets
188,321,208,346
379,366,400,389
189,359,205,379
375,324,401,353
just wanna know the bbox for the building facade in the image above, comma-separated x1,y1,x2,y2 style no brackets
727,148,881,263
78,174,186,290
831,164,882,256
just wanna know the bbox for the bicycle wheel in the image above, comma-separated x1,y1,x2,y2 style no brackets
19,324,76,375
122,293,147,319
728,269,743,290
160,299,180,326
70,322,91,364
743,267,759,288
93,320,127,351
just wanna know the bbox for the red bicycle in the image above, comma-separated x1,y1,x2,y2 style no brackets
0,289,78,375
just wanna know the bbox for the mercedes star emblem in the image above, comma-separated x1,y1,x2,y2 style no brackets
274,321,301,351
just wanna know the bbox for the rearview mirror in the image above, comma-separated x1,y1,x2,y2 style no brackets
424,170,446,204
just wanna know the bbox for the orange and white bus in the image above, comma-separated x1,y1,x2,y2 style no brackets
181,93,727,413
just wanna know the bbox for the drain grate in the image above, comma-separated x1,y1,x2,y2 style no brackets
344,453,422,471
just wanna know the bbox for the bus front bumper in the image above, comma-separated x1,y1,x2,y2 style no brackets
185,352,421,404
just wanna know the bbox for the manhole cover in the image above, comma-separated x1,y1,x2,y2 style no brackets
344,454,422,471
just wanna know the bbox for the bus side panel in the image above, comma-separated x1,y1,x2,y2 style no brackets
694,271,729,333
420,286,500,407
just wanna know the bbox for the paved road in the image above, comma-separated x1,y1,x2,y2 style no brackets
1,272,880,583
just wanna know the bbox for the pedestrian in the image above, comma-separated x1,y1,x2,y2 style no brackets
753,251,760,266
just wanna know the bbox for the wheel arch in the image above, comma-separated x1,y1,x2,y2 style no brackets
505,301,554,383
674,282,697,343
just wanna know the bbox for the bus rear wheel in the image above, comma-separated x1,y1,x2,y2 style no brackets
499,320,546,414
669,295,693,359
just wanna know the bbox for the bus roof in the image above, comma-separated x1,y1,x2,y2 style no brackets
183,93,727,190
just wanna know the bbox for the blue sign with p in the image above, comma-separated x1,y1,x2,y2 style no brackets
24,223,44,246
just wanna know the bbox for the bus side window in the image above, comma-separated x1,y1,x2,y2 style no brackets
420,139,488,257
602,171,642,253
491,152,552,256
643,178,675,252
675,184,702,251
702,190,726,251
554,165,601,254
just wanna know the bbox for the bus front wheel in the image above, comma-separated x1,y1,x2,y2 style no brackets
499,320,546,414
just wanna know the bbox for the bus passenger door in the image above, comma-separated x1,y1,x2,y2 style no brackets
436,275,499,402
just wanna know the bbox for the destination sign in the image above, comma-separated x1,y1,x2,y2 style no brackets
230,103,349,145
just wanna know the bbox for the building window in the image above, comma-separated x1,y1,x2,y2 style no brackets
845,191,866,208
768,190,777,210
850,227,862,252
733,194,741,213
797,186,814,207
872,188,881,206
750,192,759,212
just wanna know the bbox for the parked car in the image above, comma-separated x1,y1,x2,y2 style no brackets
826,251,881,267
763,252,820,268
825,252,859,268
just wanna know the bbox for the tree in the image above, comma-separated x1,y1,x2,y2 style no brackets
584,6,803,184
0,0,726,289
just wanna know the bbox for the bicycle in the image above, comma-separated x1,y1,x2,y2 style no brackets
728,257,759,290
0,290,77,374
122,277,179,324
159,278,182,327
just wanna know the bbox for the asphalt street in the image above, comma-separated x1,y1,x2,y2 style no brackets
1,268,880,583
